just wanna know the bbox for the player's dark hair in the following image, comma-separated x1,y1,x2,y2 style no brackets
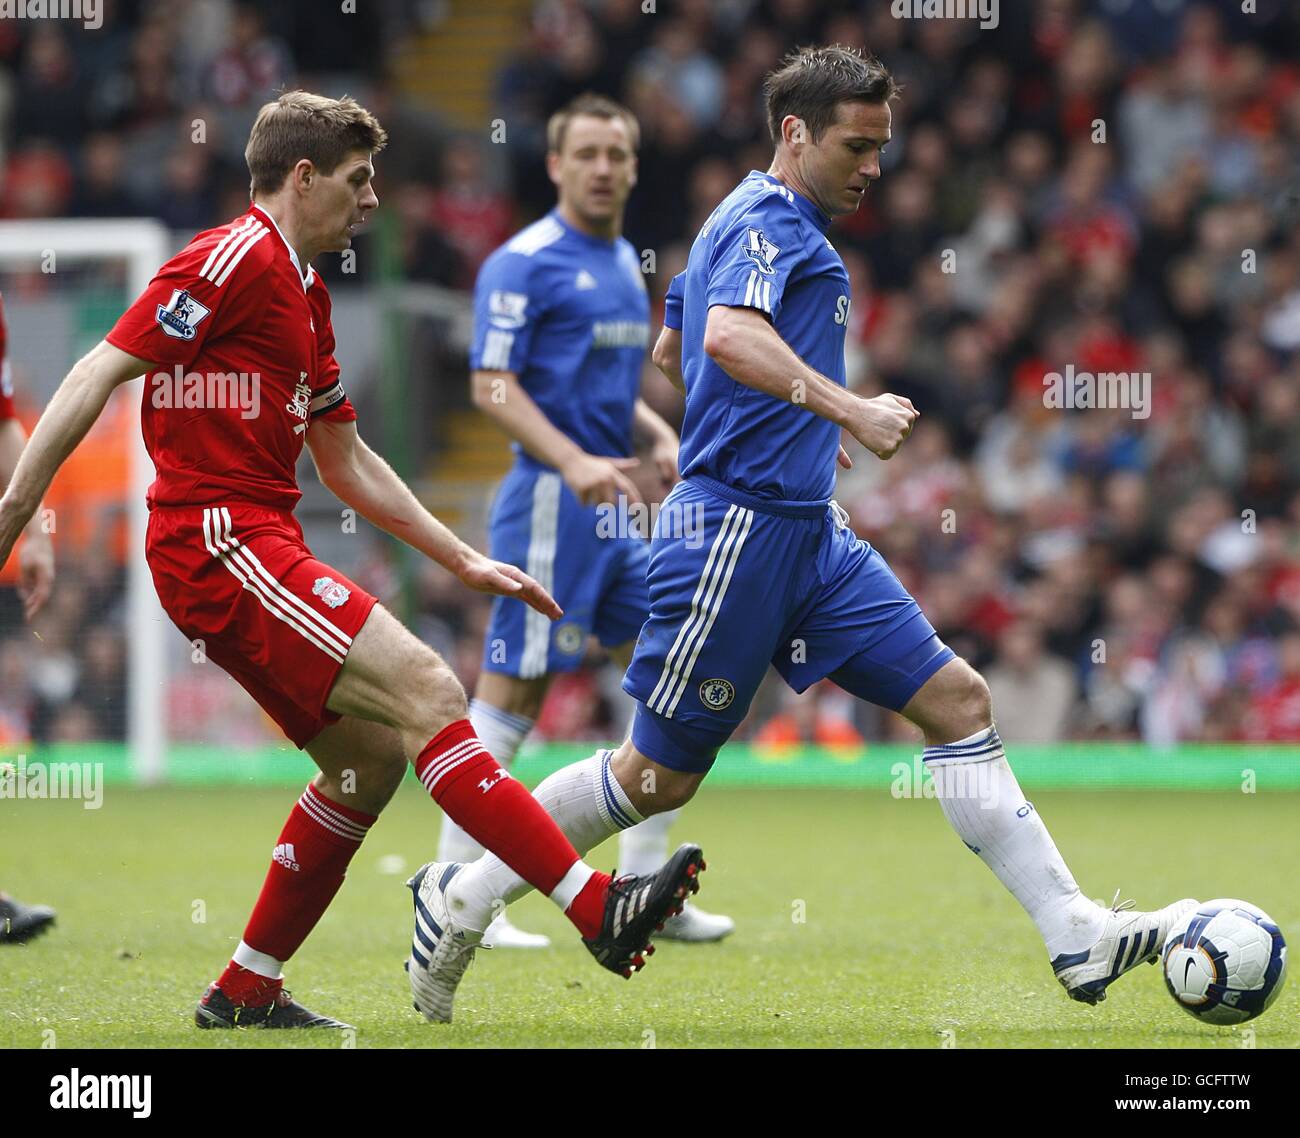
764,44,898,147
547,93,640,155
245,91,388,197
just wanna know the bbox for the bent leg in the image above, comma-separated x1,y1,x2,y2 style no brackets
330,604,608,933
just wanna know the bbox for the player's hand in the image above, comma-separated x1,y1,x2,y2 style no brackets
18,531,54,620
456,551,563,620
844,394,917,460
648,434,679,492
837,443,853,470
562,453,644,508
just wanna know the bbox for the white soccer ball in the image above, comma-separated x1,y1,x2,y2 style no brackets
1161,899,1287,1025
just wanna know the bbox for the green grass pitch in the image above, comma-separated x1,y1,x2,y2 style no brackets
2,784,1296,1048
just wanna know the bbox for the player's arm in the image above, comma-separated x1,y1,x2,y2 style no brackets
650,327,685,395
0,341,150,574
651,271,686,395
470,369,643,507
306,416,560,618
704,305,916,461
0,418,55,618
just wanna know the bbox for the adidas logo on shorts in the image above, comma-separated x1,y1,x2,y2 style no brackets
272,842,300,872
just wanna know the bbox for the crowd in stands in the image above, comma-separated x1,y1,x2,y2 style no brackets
3,0,1300,746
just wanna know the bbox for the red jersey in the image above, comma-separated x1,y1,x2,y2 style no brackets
0,292,15,422
106,204,357,511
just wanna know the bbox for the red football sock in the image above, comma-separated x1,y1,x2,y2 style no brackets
415,719,582,898
564,872,613,940
228,782,375,992
214,962,282,1007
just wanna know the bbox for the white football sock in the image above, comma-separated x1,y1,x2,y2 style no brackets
232,941,283,980
445,749,644,931
617,808,681,877
437,699,535,864
923,726,1106,958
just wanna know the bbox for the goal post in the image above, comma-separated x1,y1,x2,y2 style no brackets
0,219,171,784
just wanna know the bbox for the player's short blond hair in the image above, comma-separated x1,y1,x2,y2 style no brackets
546,93,640,156
245,91,388,196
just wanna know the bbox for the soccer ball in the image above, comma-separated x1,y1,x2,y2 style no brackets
1161,899,1287,1025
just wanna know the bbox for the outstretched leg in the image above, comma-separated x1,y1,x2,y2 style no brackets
328,604,612,936
898,657,1195,1003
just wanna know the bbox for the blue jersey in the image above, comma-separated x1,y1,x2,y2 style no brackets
677,171,851,505
471,209,651,461
664,271,684,330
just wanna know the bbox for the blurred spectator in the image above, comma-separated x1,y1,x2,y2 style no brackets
204,4,295,110
71,133,141,218
419,138,514,291
1242,632,1300,742
11,24,87,145
985,620,1079,741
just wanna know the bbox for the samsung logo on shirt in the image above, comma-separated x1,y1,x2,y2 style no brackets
591,321,650,349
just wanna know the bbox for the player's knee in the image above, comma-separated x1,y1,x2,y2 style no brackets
409,658,469,734
631,769,698,813
609,741,700,814
907,658,992,741
333,749,406,812
653,777,699,812
954,664,992,736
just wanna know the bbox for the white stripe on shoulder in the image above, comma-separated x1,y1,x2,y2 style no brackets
209,226,269,287
202,219,266,284
505,216,565,258
199,217,258,280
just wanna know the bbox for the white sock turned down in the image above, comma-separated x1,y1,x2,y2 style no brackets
445,750,645,932
922,726,1106,958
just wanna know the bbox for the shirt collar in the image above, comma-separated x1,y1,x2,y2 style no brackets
250,202,315,290
747,171,833,232
550,206,617,247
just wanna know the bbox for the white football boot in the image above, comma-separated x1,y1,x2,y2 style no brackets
653,901,735,943
1052,892,1198,1005
405,862,486,1023
482,912,552,949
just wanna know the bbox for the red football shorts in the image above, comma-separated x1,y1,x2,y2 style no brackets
146,503,379,748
